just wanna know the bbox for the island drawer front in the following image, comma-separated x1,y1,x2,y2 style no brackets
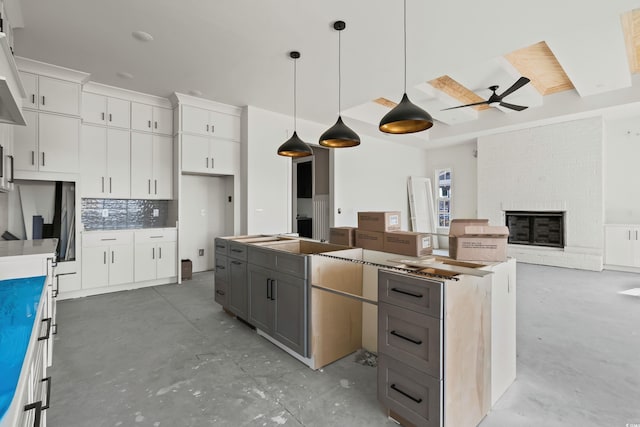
215,254,229,282
248,246,277,269
275,252,306,279
378,354,442,427
228,242,248,261
378,270,442,318
214,279,228,307
378,303,442,378
82,230,134,247
214,238,228,255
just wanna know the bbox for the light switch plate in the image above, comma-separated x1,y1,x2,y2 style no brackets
102,209,108,218
153,209,159,217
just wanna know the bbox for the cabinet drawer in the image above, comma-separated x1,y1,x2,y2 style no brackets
215,254,229,281
134,228,177,243
378,354,442,427
228,241,248,260
379,270,442,318
378,302,442,378
214,238,228,255
275,252,306,279
248,246,276,268
215,279,228,307
82,231,134,247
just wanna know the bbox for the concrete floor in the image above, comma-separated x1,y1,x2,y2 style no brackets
49,263,640,427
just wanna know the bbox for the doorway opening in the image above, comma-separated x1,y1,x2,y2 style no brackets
292,146,330,241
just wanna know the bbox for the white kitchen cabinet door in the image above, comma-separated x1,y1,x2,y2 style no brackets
109,244,134,285
107,97,131,129
134,242,157,282
38,113,80,173
157,241,177,279
210,139,240,175
181,133,209,173
130,132,154,198
131,102,153,132
81,246,109,289
605,226,638,267
80,124,108,197
182,105,210,136
153,106,173,135
21,72,39,108
13,110,38,171
153,135,173,199
82,92,107,125
106,128,131,198
38,75,80,116
210,110,241,141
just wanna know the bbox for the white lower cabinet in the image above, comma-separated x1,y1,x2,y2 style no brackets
81,231,134,288
604,224,640,267
134,229,177,282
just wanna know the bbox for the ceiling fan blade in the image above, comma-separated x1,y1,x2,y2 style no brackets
441,100,490,111
497,77,530,99
499,101,528,111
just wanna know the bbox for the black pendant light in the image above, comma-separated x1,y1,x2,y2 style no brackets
379,0,433,134
319,20,360,148
278,51,313,158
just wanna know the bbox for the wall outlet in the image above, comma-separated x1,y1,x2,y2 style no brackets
102,209,109,218
153,208,159,217
198,249,204,256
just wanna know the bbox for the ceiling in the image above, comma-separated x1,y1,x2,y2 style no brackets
13,0,640,148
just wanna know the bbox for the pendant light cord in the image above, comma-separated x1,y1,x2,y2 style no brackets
338,27,342,115
293,56,297,131
403,0,407,93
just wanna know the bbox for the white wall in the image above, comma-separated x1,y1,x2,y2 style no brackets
180,174,233,272
477,117,604,270
604,115,640,224
424,140,478,246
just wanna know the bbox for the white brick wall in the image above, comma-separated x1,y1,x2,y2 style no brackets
478,117,604,270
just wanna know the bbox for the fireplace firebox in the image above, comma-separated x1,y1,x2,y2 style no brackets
505,211,564,248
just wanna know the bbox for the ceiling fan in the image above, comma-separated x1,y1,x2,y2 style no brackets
441,76,531,111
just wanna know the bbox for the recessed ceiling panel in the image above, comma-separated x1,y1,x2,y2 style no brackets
621,9,640,73
505,41,574,95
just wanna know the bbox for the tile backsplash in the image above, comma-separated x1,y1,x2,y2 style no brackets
82,199,169,230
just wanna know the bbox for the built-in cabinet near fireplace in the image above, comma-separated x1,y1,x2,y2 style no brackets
506,211,565,248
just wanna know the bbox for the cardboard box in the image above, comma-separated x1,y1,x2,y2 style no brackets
355,229,385,251
357,211,401,232
449,219,509,261
383,231,433,257
181,259,193,280
329,227,356,246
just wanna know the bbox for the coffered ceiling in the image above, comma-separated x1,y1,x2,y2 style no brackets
13,0,640,148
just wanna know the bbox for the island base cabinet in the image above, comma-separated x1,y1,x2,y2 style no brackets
229,259,248,319
214,253,229,307
247,265,271,331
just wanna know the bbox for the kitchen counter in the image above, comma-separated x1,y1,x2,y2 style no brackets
0,239,58,259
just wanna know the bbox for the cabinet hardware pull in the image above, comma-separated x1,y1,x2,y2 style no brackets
216,244,225,249
231,260,242,265
159,247,162,259
231,248,242,253
390,384,422,404
103,251,107,264
390,287,423,299
101,238,117,241
38,318,52,341
390,330,422,345
211,157,214,169
629,230,632,240
154,121,158,129
148,179,151,194
636,230,638,241
206,124,209,132
42,152,45,166
216,290,226,296
101,176,104,192
150,235,163,238
23,401,42,427
9,155,14,183
112,251,114,263
152,247,155,259
42,376,52,410
211,124,214,133
206,157,209,168
102,112,105,120
148,120,151,128
31,94,35,104
42,95,45,105
31,151,35,165
155,179,157,194
267,278,272,300
109,113,112,122
216,265,225,270
109,177,112,193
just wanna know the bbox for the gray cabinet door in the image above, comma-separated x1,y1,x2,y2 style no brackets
229,259,248,319
215,254,229,282
272,272,308,357
248,265,272,332
215,279,228,307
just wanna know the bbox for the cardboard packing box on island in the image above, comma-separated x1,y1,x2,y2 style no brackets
357,211,401,232
383,231,433,257
329,227,357,246
449,219,509,262
355,229,385,251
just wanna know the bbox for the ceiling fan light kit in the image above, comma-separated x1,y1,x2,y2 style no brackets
378,0,434,134
278,51,313,158
320,20,361,148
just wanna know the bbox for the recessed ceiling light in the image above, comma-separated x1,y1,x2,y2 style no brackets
189,90,203,96
132,30,154,42
116,71,134,79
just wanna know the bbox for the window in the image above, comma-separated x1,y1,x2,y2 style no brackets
436,168,452,227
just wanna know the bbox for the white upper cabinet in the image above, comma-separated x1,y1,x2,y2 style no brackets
82,92,131,129
182,105,240,141
21,71,80,116
131,102,173,135
182,133,239,176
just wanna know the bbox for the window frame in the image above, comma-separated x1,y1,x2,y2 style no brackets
435,168,452,228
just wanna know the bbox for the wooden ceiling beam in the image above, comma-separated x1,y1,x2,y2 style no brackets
373,97,397,109
621,9,640,74
428,75,490,111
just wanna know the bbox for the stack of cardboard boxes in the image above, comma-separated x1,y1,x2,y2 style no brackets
448,219,509,261
329,211,433,257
